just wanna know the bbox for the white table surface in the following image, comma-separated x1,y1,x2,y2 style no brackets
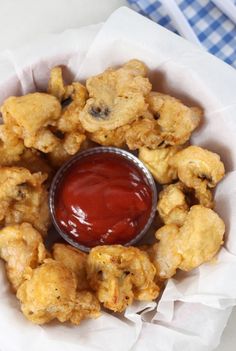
0,0,235,350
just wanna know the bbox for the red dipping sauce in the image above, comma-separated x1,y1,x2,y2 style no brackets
54,152,152,247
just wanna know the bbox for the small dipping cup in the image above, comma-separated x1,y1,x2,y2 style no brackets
49,147,157,252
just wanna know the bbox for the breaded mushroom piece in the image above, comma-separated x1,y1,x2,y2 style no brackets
0,223,47,291
52,243,89,290
16,259,100,325
0,167,50,235
170,146,225,207
79,59,151,133
147,92,202,145
139,146,181,184
149,205,225,280
87,245,160,312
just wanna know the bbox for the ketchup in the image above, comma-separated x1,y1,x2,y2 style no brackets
55,152,152,247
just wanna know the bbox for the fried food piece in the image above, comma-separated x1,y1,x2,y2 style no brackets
62,132,86,155
47,66,73,102
88,124,130,147
125,117,163,150
47,67,88,164
147,92,202,145
157,182,189,226
150,224,182,280
1,93,61,153
88,111,159,148
58,82,87,133
0,223,47,291
170,146,225,207
70,290,101,325
0,125,25,166
47,132,86,168
149,205,225,279
16,259,100,325
0,167,50,235
139,146,181,184
87,245,159,312
79,60,151,132
177,205,225,271
52,244,89,290
13,148,54,181
47,143,71,168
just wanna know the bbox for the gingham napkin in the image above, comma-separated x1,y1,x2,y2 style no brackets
127,0,236,67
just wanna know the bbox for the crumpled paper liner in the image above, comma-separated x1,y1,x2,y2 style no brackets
0,7,236,351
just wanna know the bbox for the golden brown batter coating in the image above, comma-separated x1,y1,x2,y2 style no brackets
147,92,202,145
0,167,50,235
170,146,225,207
47,66,73,102
52,243,89,290
0,125,25,166
87,245,159,312
1,93,62,153
16,259,100,325
125,116,163,150
157,182,189,226
139,146,181,184
79,60,151,132
149,206,225,280
177,205,225,271
0,223,47,291
88,124,130,148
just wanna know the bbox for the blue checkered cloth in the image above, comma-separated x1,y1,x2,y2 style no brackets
127,0,236,67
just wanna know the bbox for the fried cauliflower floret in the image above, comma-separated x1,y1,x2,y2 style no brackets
150,224,182,280
177,205,225,271
0,167,50,235
52,244,89,290
1,93,61,153
0,223,47,291
148,205,225,280
47,66,73,102
170,146,225,207
79,60,151,132
16,260,100,325
139,146,181,184
147,92,202,145
125,117,163,150
0,125,25,166
87,245,159,312
157,182,189,226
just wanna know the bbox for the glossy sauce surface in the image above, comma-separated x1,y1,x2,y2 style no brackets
55,152,152,247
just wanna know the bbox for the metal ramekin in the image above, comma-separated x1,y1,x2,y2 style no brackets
49,147,157,252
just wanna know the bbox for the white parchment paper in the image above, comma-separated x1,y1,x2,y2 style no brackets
0,7,236,351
